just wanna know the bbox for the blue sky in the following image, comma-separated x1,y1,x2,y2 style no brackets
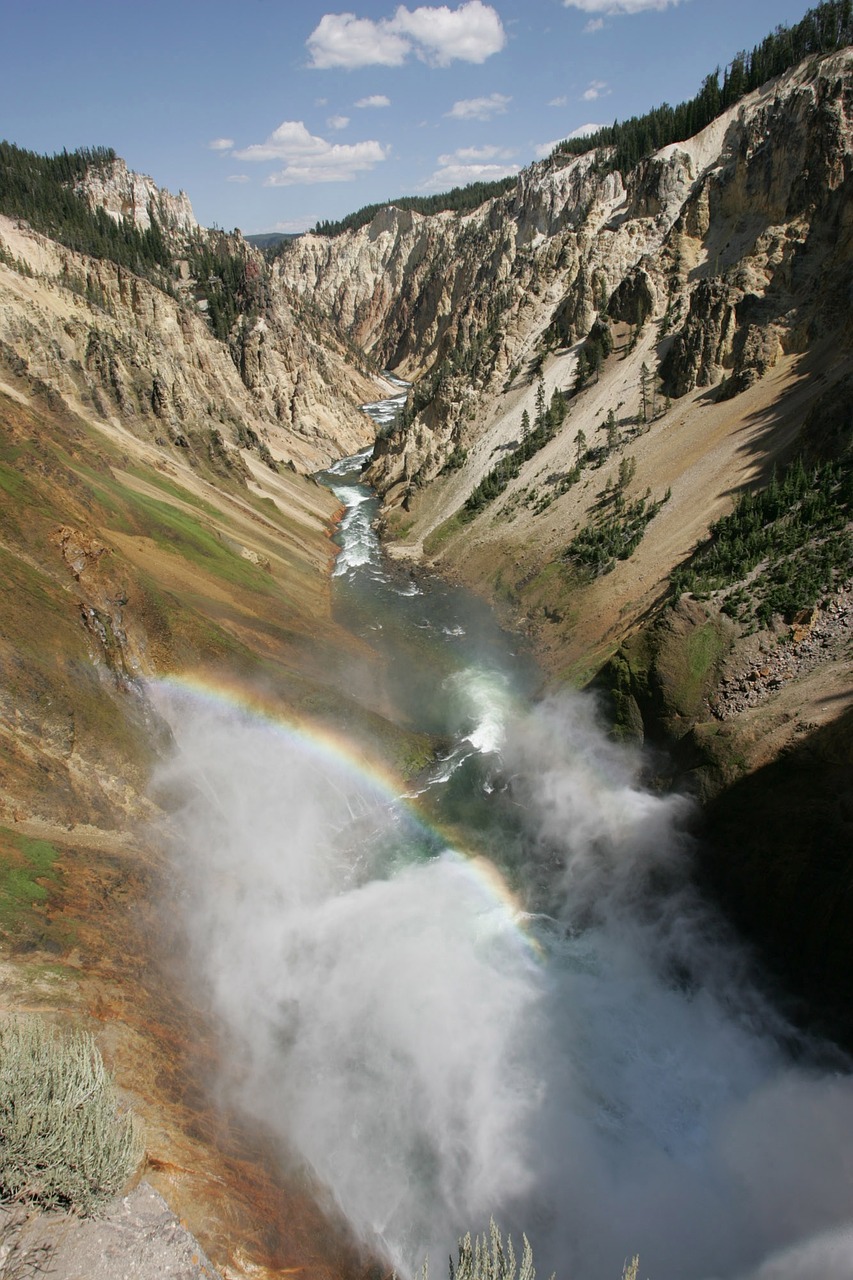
2,0,819,234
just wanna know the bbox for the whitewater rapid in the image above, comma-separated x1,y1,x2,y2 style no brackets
155,384,853,1280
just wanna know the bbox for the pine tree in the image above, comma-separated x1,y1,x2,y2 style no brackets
640,362,650,424
573,350,589,393
535,376,546,428
575,429,587,465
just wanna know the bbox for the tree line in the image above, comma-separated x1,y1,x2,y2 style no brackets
298,2,851,247
307,177,518,240
0,141,172,272
551,0,853,174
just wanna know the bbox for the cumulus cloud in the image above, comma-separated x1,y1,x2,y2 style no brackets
445,92,511,121
233,121,388,186
307,2,505,70
422,146,518,189
549,95,568,107
564,0,682,12
208,137,234,151
584,16,605,30
391,1,506,65
534,121,602,158
355,94,391,108
226,174,250,183
582,79,609,101
307,13,409,67
327,114,351,129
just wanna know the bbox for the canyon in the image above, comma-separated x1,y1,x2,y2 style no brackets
0,35,851,1280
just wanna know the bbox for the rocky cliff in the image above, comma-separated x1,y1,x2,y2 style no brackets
0,162,381,477
280,50,852,502
76,155,198,235
277,46,851,686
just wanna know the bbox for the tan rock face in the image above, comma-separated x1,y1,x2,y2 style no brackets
278,49,853,499
76,157,197,234
0,214,377,474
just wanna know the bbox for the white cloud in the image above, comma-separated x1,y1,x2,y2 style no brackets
563,0,681,12
307,13,410,68
584,17,605,30
227,174,250,183
355,94,392,108
549,95,568,107
534,122,602,158
327,114,351,129
421,154,519,190
391,0,506,65
306,2,505,70
568,121,604,137
446,92,511,121
233,121,388,186
208,137,234,151
582,79,609,101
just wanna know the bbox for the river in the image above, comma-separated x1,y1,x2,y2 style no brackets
157,386,853,1280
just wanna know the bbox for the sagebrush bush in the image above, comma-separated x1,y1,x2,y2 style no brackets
0,1015,143,1214
431,1220,550,1280
432,1220,641,1280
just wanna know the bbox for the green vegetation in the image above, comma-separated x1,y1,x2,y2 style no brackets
551,1,853,173
185,232,270,342
565,485,670,578
423,511,468,555
123,492,276,594
310,177,518,238
0,1015,143,1214
0,142,171,272
0,832,59,932
431,1222,639,1280
440,445,468,475
671,455,853,625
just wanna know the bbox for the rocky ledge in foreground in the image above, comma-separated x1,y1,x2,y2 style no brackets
0,1183,222,1280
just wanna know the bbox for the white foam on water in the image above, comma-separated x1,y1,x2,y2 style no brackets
160,688,853,1280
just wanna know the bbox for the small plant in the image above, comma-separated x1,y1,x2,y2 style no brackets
439,1219,551,1280
0,1016,143,1215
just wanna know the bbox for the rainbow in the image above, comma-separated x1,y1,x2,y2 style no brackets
151,670,544,964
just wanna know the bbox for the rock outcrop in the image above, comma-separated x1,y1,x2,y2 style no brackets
1,1184,222,1280
77,156,198,234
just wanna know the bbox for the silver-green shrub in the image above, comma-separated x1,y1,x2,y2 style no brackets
433,1221,641,1280
422,1220,551,1280
0,1015,143,1214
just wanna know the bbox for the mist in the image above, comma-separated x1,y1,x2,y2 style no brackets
153,681,853,1280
